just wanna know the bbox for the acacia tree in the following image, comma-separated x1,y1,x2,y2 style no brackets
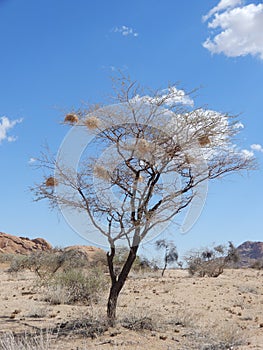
33,76,255,325
155,239,178,276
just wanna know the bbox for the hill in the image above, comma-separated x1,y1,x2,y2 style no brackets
236,240,263,267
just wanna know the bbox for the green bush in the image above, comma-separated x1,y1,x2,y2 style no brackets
45,267,108,305
7,249,91,279
7,255,32,273
0,253,16,264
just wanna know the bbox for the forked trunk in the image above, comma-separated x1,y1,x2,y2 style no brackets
107,245,138,326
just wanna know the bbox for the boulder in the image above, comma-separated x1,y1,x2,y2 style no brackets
0,232,52,255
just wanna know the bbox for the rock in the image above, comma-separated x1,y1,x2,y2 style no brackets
64,245,106,263
0,232,52,255
236,241,263,267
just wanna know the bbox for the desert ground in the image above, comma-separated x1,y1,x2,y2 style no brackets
0,264,262,350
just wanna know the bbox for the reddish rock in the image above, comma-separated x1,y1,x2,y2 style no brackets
64,245,106,263
0,232,52,255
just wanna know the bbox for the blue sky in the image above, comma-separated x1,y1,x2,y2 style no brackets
0,0,262,257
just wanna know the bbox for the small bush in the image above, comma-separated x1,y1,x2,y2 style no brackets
27,306,49,318
120,309,159,332
200,324,245,350
250,259,263,270
0,253,16,264
122,316,156,331
44,285,70,305
57,316,108,339
7,255,30,273
45,267,108,305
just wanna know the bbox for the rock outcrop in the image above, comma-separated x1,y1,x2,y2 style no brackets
64,245,106,263
0,232,52,255
237,241,263,267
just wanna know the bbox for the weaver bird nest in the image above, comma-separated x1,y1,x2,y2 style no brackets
64,114,79,124
45,177,58,187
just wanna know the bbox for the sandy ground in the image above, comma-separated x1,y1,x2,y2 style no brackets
0,264,263,349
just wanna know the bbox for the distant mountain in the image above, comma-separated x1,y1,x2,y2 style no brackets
236,241,263,267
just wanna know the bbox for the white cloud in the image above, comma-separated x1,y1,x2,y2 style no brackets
241,149,254,158
234,122,244,129
113,25,139,37
251,143,263,152
0,116,23,144
132,87,194,107
203,0,243,21
203,1,263,59
28,157,37,164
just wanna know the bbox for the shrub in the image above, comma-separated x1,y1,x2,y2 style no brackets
56,316,108,339
7,255,32,274
250,259,263,270
121,310,158,331
7,250,108,305
45,267,108,305
185,242,239,277
0,253,16,265
7,249,90,280
122,316,156,331
200,323,245,350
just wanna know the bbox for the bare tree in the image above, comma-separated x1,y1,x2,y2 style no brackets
32,76,255,325
155,239,178,276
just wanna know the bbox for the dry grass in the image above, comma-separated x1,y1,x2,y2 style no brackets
0,329,57,350
0,265,261,349
198,323,245,350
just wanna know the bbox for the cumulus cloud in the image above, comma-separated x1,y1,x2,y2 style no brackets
203,1,263,59
241,149,254,159
0,116,23,144
132,86,194,107
113,25,139,37
251,143,263,152
203,0,243,21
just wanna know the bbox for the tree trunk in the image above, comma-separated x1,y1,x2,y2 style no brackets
161,254,168,277
161,261,167,277
107,245,138,326
107,282,121,325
